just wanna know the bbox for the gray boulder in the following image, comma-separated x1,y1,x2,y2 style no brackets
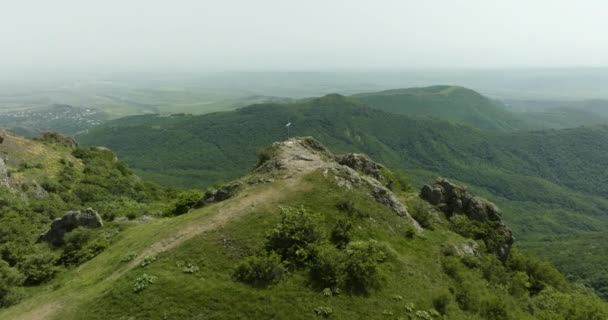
420,178,513,262
337,153,385,180
39,208,103,246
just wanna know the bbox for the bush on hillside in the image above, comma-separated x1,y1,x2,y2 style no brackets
381,168,413,193
233,253,285,287
265,206,324,267
0,260,24,307
60,227,109,266
133,274,157,293
409,199,434,230
330,219,352,249
18,251,59,285
165,191,202,216
342,241,385,294
310,244,345,289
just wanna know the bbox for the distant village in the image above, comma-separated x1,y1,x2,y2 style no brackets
0,104,107,135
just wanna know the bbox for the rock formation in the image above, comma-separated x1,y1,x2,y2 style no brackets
253,137,422,232
337,153,385,180
39,208,103,246
420,178,514,261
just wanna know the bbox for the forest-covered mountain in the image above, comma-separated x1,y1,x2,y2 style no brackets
76,93,608,300
353,86,530,130
1,136,606,319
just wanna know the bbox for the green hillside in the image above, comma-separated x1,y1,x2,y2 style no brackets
353,86,531,130
501,99,608,129
77,95,608,299
0,131,178,310
2,137,606,319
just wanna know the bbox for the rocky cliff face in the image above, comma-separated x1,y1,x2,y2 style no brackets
253,137,422,231
420,178,514,261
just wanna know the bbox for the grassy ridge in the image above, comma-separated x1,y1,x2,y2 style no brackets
77,96,608,299
4,169,606,319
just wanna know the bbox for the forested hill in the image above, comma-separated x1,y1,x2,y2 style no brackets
352,86,530,130
77,95,608,299
78,94,608,200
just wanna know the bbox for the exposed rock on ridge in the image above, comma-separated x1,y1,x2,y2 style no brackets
254,137,422,231
420,178,514,261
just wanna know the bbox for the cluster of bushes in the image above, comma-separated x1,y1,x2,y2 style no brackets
164,191,202,216
380,168,413,193
0,143,178,308
449,215,506,255
440,246,608,319
234,206,386,294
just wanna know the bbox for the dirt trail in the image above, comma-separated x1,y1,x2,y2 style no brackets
14,175,313,320
108,183,289,283
12,183,290,320
9,138,341,320
12,302,62,320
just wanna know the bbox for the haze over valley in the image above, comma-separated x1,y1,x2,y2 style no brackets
1,1,608,319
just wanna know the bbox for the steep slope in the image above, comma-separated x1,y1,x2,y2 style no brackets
76,96,608,299
2,137,606,320
353,86,530,130
0,131,175,310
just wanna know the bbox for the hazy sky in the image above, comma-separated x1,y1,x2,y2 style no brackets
1,0,606,71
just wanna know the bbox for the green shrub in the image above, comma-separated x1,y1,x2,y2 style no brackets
60,228,109,265
233,253,285,287
506,249,567,294
0,260,25,307
481,296,509,320
313,306,333,318
310,244,345,289
133,274,157,293
342,241,384,294
380,168,413,193
432,290,451,315
265,206,323,267
165,191,202,216
18,252,59,285
140,256,156,268
336,200,367,218
409,199,434,229
330,219,352,249
182,262,200,274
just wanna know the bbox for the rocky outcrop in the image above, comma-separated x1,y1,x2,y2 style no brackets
337,153,385,181
420,178,514,261
194,181,242,208
38,208,103,246
252,137,422,232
